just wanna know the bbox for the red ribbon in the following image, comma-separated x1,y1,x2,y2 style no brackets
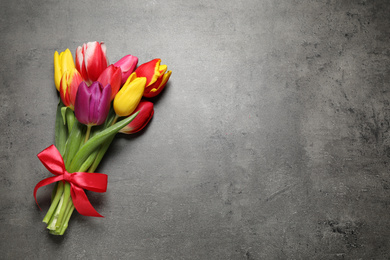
34,145,107,217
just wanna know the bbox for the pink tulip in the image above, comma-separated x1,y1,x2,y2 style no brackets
76,41,108,84
97,65,122,101
119,101,154,134
114,55,138,85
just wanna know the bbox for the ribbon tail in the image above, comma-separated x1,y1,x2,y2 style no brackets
70,172,108,193
70,184,104,218
34,175,63,210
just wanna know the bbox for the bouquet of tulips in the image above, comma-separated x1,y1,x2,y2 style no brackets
34,41,171,235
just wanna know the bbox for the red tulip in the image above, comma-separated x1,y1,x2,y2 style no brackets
114,55,138,85
76,41,108,84
97,65,122,101
119,101,154,134
134,59,172,98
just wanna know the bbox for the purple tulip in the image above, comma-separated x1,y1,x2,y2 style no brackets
74,81,112,126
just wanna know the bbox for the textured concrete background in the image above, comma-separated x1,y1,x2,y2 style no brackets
1,0,389,259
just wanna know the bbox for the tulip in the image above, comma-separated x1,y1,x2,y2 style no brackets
54,49,75,91
119,101,154,134
74,81,112,126
134,59,172,98
59,68,83,110
113,55,138,85
97,65,122,101
113,73,146,117
76,41,108,84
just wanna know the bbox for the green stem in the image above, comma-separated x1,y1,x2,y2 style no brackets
47,192,65,230
51,182,58,202
45,112,139,235
105,107,117,126
58,204,74,235
55,182,70,228
43,182,64,224
79,149,99,172
85,125,92,143
112,115,119,125
50,121,85,229
49,198,74,235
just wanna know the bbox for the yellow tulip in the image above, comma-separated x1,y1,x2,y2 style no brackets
114,73,146,117
54,49,75,91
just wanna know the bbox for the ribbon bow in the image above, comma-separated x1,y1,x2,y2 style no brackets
34,145,107,217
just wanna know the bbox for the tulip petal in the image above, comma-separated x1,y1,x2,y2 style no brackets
62,49,75,74
54,49,76,91
100,42,108,65
119,101,154,134
59,73,70,107
144,70,172,98
76,42,108,84
135,59,161,87
98,84,112,125
69,70,83,108
85,42,107,82
59,68,84,110
114,55,138,85
160,70,172,88
97,65,122,101
158,64,167,75
74,81,111,126
76,46,88,83
144,74,164,94
89,82,100,124
54,51,61,90
74,82,91,125
114,77,146,117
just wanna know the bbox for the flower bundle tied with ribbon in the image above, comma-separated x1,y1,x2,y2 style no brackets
34,41,171,235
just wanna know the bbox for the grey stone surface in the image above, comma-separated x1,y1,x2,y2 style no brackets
1,0,389,259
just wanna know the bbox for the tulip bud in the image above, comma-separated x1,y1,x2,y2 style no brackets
59,68,83,110
113,73,146,117
134,59,172,98
74,81,112,126
119,101,154,134
54,49,75,91
76,41,108,84
114,55,138,85
97,65,122,101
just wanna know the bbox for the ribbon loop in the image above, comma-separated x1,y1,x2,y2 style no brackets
37,145,66,176
34,145,108,217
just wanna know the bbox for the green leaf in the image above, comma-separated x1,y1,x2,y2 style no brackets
61,107,67,125
55,100,68,156
63,121,85,170
65,108,76,133
88,135,115,173
68,112,139,173
78,149,99,172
